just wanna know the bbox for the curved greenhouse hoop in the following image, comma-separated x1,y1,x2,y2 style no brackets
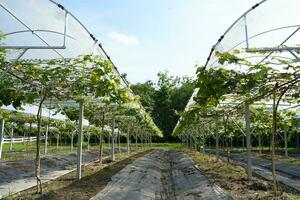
0,0,129,86
204,0,267,68
4,30,77,42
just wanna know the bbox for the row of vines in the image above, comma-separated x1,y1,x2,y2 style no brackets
173,51,300,195
0,34,162,193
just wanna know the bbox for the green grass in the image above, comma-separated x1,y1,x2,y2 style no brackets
91,142,183,150
207,146,300,164
254,153,300,164
150,143,183,150
1,142,77,161
2,142,71,152
3,141,107,153
184,149,300,200
3,142,183,151
0,142,183,161
186,149,247,179
2,142,71,153
227,146,300,154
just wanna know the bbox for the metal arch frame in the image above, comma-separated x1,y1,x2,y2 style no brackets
0,0,120,99
243,9,300,56
207,26,300,68
3,29,78,45
204,0,268,68
213,55,298,72
48,0,131,87
0,7,146,149
0,48,27,79
0,2,68,54
233,25,300,54
0,0,68,80
0,0,130,87
243,55,295,62
256,26,300,64
0,1,160,180
208,25,300,67
204,0,300,68
246,46,300,54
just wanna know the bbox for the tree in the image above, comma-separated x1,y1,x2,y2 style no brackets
132,71,194,142
131,81,155,113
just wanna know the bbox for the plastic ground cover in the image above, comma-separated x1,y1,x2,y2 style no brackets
91,150,233,200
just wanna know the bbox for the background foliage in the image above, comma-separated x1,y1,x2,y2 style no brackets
131,71,194,142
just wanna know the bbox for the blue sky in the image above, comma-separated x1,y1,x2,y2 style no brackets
56,0,255,83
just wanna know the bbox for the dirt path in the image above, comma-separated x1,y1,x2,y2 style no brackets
91,150,232,200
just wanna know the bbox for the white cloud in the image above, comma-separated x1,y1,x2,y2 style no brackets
108,31,140,46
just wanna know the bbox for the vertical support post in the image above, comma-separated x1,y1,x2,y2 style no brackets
242,136,245,152
0,119,4,159
244,15,250,49
221,136,225,149
215,132,219,159
185,136,187,148
145,133,148,147
117,128,121,153
56,134,59,149
44,125,48,154
127,126,130,154
10,128,14,151
202,137,205,153
245,102,252,180
111,115,115,161
62,11,68,47
87,132,90,151
215,117,220,160
135,131,138,150
76,101,84,180
147,133,149,147
258,133,261,154
108,133,111,149
258,134,262,154
141,134,144,150
271,83,278,193
261,135,264,152
71,132,74,151
29,123,32,145
284,131,288,157
99,108,105,164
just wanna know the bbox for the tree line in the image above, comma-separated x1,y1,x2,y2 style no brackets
130,71,194,142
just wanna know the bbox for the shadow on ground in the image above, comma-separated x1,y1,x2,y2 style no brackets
7,150,151,200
